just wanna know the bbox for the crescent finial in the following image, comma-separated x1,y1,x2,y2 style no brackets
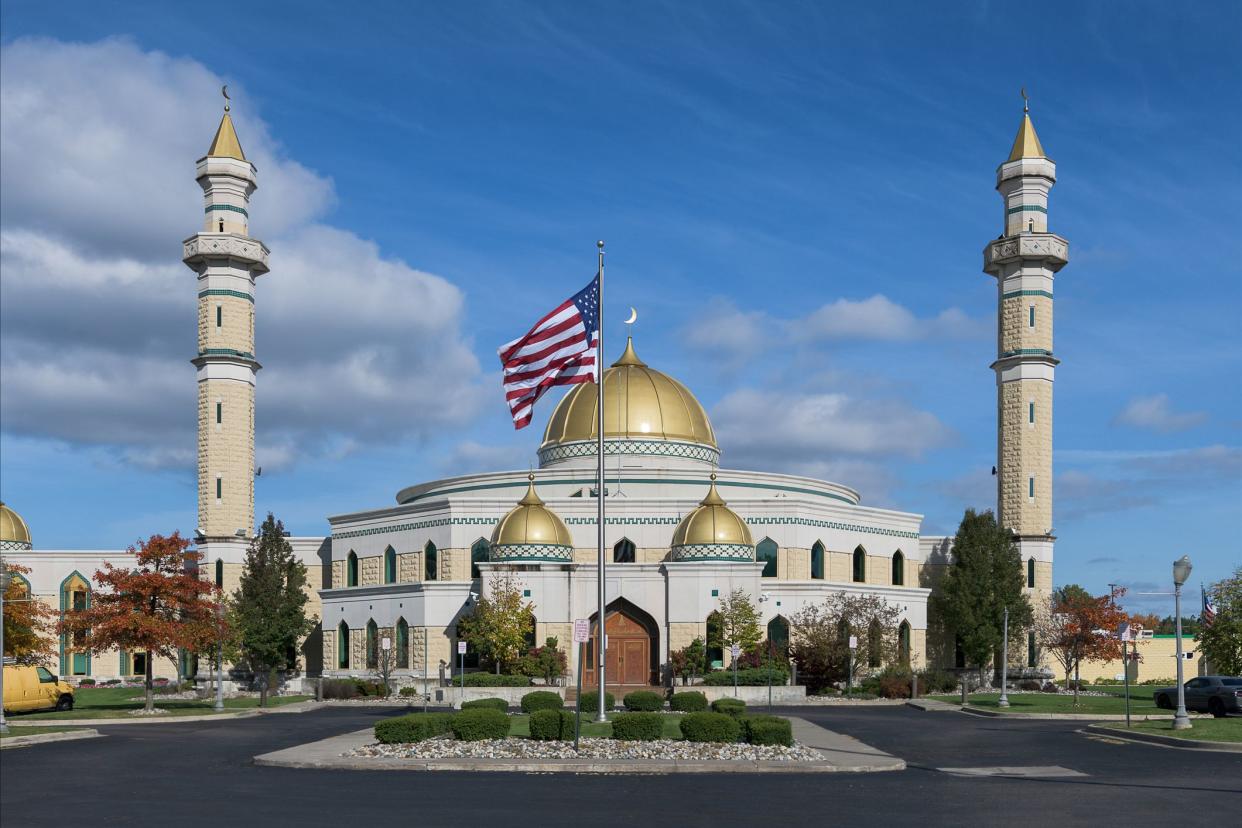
222,84,231,113
1020,86,1029,113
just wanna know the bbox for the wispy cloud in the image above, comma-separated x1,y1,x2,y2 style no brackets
1113,393,1207,432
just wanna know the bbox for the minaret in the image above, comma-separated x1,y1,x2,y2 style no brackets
983,95,1068,609
183,97,268,570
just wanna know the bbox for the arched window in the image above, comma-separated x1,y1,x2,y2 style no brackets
1027,631,1037,668
424,542,438,581
524,612,537,650
705,611,724,668
898,621,911,666
613,538,636,564
471,538,490,579
10,573,31,598
1026,557,1036,589
852,546,866,583
366,620,379,670
337,621,350,670
384,547,397,584
347,551,359,587
396,617,410,669
756,538,778,578
891,550,905,586
867,619,883,667
767,615,790,659
59,572,91,676
810,541,825,580
215,558,224,588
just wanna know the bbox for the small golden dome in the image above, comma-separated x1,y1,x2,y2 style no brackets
541,337,716,450
0,501,33,550
670,475,753,551
490,476,574,550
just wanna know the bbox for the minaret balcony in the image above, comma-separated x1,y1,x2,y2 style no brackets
983,232,1069,274
182,232,270,273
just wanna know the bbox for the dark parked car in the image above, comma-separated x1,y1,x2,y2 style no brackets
1153,676,1242,717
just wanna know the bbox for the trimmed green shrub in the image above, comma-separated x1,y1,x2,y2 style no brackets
78,678,97,686
374,712,454,744
521,690,564,713
742,715,793,747
399,685,424,698
702,667,787,686
611,712,664,741
461,673,532,687
680,711,741,743
577,690,615,712
711,698,747,717
450,708,511,741
461,697,509,712
917,668,957,694
623,690,664,712
558,709,577,741
669,691,708,712
321,678,360,699
529,708,567,741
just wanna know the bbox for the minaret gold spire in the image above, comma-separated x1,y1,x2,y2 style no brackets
207,86,246,160
1007,90,1045,162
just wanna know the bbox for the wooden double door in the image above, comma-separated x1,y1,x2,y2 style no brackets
586,610,653,686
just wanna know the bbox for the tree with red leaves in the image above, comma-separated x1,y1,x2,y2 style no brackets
2,562,57,665
58,533,223,712
1034,584,1131,706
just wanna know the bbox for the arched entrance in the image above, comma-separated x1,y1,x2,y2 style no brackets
585,599,659,687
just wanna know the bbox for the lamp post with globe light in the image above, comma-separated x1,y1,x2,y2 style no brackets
1172,555,1193,730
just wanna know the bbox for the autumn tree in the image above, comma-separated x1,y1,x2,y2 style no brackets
931,509,1032,684
716,588,763,657
232,514,314,706
670,637,707,685
790,593,900,693
1198,566,1242,676
1034,584,1130,705
59,533,221,712
456,571,534,673
2,562,56,665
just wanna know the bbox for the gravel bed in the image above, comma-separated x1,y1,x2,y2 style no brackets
349,736,823,762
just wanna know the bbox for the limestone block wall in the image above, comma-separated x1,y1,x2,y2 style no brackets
828,550,850,582
667,621,705,654
1000,294,1053,353
999,380,1053,535
398,551,422,582
331,559,345,588
198,294,254,353
360,554,381,586
197,379,255,537
779,547,811,580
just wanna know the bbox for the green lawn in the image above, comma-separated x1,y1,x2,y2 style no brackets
508,712,685,740
0,725,89,740
8,687,311,721
930,687,1163,715
1105,718,1242,743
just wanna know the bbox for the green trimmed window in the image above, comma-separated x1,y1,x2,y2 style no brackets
215,558,223,588
471,538,490,579
868,620,882,667
852,546,866,583
347,552,359,587
613,538,636,564
767,615,790,659
424,542,438,581
396,618,410,669
1029,476,1035,499
216,305,222,328
1027,631,1037,667
365,620,378,670
1029,401,1035,424
216,402,222,424
756,538,778,578
898,621,911,665
216,477,222,500
337,622,349,669
811,541,825,580
1028,305,1036,327
1027,557,1036,588
384,547,397,584
891,550,904,586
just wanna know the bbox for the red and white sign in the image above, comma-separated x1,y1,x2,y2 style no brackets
573,619,590,644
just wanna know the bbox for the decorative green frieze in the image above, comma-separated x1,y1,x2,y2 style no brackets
670,543,754,562
489,543,574,563
538,439,720,466
198,348,256,360
1006,205,1047,214
199,289,254,303
999,348,1054,358
205,204,249,216
1002,290,1053,300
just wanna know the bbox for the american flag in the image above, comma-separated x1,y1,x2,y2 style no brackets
1203,586,1216,626
498,275,600,429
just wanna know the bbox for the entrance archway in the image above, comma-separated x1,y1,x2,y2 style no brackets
585,598,659,687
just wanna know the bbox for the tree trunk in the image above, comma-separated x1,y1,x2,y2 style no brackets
1073,662,1080,707
259,666,269,708
145,649,154,712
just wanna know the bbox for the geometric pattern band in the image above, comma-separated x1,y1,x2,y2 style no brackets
538,439,720,467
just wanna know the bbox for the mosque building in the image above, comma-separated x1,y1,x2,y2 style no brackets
1,100,1068,688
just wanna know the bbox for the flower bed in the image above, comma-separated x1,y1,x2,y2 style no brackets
348,736,823,762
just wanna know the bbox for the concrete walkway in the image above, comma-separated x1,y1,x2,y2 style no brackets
10,700,320,728
254,715,905,774
0,729,102,749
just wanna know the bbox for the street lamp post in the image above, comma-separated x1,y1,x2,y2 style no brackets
1172,555,1193,730
998,606,1010,708
214,599,225,712
0,556,10,735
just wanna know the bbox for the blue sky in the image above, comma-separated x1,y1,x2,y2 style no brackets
1,1,1238,612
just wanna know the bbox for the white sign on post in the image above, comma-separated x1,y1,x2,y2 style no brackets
849,636,858,650
730,644,740,660
573,619,590,644
1118,622,1131,643
381,637,392,651
457,641,467,655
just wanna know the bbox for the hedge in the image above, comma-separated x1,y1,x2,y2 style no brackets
742,715,792,747
529,708,564,741
521,690,564,714
321,678,360,700
450,708,511,741
680,712,741,743
611,712,664,741
622,690,664,712
711,698,747,717
577,690,615,712
461,697,509,712
669,691,708,712
374,712,454,744
702,667,787,686
461,673,532,687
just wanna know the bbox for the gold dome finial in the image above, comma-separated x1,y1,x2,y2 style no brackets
700,472,725,506
518,473,544,506
207,88,247,161
1006,90,1045,162
612,336,646,367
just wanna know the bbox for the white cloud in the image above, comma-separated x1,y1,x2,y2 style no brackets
1113,393,1208,432
0,38,485,470
440,440,531,475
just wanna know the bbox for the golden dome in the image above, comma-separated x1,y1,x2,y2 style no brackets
0,501,33,550
541,338,716,451
670,475,754,558
490,476,574,560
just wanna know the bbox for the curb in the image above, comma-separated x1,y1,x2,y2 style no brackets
0,729,102,749
1085,723,1242,753
906,700,960,712
961,706,1201,721
7,699,330,728
252,753,905,774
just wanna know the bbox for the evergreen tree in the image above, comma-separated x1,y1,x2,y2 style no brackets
932,509,1032,683
233,514,314,706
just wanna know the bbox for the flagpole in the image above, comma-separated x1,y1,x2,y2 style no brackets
595,239,607,723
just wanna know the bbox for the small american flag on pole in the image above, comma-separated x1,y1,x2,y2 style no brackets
1202,585,1216,626
498,274,600,429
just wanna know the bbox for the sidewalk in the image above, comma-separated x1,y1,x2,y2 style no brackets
1,729,102,749
253,715,906,774
10,700,321,728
